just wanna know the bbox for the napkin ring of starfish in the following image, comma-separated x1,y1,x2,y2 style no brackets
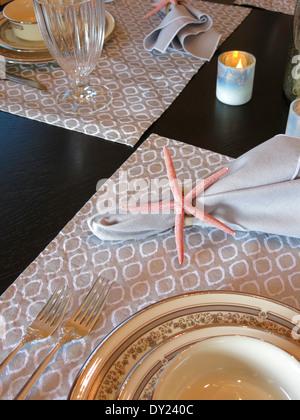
122,146,235,264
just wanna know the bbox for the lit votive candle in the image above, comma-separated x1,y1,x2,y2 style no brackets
216,51,256,106
285,98,300,138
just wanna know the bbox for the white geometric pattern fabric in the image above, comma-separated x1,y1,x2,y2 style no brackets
0,1,250,146
0,134,300,399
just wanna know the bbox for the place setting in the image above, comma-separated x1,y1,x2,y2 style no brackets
71,131,300,400
0,0,116,97
0,0,250,145
1,126,300,400
0,0,55,64
0,0,115,64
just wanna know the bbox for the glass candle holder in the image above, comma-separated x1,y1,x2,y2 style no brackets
286,98,300,137
216,51,256,106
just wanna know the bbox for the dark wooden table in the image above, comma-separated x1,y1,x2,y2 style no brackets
0,1,293,295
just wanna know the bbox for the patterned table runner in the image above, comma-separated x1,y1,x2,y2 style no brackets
0,134,300,400
0,0,250,146
234,0,296,15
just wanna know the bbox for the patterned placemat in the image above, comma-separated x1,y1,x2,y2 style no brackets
0,134,300,400
234,0,296,15
0,0,250,147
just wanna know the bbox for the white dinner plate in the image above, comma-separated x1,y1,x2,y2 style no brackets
69,291,300,400
116,326,300,400
0,44,54,64
0,11,115,64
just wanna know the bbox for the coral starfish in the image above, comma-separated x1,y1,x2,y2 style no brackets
123,146,235,264
142,0,178,19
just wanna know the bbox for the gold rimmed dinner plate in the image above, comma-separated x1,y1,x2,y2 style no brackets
68,291,300,400
0,11,115,64
0,44,54,64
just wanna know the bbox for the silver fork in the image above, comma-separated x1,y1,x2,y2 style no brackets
15,277,112,400
0,287,70,376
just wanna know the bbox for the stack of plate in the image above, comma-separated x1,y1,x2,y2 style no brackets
0,11,115,64
0,12,53,64
69,291,300,401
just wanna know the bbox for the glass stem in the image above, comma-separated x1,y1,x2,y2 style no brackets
74,75,91,98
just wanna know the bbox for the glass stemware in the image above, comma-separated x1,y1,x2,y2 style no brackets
33,0,112,116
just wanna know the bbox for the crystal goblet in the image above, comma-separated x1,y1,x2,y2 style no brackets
33,0,112,116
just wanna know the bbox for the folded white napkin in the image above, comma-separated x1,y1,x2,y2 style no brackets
88,135,300,241
143,3,221,60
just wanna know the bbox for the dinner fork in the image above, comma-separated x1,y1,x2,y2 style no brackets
15,277,112,400
0,287,70,376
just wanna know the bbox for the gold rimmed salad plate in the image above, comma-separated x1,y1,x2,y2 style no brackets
68,291,300,400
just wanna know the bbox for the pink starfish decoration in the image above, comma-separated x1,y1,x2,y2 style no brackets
123,146,235,264
142,0,178,19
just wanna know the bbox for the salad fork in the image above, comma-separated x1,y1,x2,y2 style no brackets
15,277,112,400
0,287,70,376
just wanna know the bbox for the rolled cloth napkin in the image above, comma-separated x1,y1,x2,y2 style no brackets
88,135,300,241
143,3,221,60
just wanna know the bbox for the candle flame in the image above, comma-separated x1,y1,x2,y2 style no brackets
236,58,243,68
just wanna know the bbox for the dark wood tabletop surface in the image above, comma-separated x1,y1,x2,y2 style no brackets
0,0,293,295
